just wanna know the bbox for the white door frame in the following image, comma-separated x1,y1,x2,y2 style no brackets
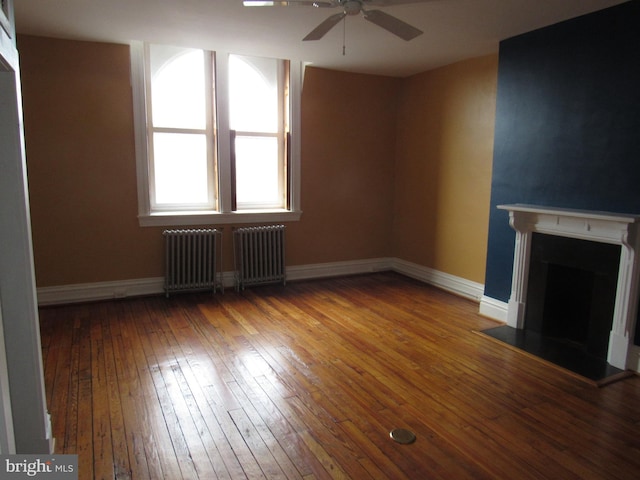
0,0,53,453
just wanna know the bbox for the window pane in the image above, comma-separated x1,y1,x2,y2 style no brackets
150,45,206,129
229,55,278,133
153,133,209,205
235,136,281,207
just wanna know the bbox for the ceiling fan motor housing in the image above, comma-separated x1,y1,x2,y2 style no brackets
343,1,363,15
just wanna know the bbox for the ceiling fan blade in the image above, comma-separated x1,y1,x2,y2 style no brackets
362,0,439,5
303,12,346,41
242,0,436,8
363,9,423,40
243,1,334,6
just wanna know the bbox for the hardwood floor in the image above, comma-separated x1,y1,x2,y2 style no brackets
39,273,640,479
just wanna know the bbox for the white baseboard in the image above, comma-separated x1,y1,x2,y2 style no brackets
479,295,508,323
37,257,487,308
37,277,165,306
392,258,484,302
37,258,395,306
286,257,394,282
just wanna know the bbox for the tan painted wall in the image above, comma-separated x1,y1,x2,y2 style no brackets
287,67,399,265
20,36,166,286
19,37,400,286
393,55,498,284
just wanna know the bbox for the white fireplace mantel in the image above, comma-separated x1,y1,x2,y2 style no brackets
498,204,640,370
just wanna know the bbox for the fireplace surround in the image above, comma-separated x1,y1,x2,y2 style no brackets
499,204,640,371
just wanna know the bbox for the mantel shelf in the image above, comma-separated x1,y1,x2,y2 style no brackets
498,204,640,224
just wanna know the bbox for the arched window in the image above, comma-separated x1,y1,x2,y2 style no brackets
130,43,302,226
229,55,287,210
148,47,213,209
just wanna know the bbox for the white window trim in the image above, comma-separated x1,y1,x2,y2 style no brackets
130,42,302,227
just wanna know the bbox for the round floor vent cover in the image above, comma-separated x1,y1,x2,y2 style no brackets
389,428,416,444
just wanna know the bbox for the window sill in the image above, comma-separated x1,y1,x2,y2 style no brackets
138,209,302,227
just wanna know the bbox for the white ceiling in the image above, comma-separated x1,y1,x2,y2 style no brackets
13,0,628,77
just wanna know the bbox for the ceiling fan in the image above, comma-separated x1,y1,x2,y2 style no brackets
242,1,436,42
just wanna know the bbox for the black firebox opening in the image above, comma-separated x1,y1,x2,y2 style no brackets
525,233,620,360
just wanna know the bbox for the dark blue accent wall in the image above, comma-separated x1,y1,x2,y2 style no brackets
484,0,640,303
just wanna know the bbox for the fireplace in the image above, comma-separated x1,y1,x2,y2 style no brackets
499,204,640,371
525,233,620,360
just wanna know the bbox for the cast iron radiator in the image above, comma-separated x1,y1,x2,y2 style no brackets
163,228,222,297
233,225,286,291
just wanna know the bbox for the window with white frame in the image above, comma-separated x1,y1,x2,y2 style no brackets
130,42,302,226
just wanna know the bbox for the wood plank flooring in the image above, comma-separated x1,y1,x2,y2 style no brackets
39,273,640,479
